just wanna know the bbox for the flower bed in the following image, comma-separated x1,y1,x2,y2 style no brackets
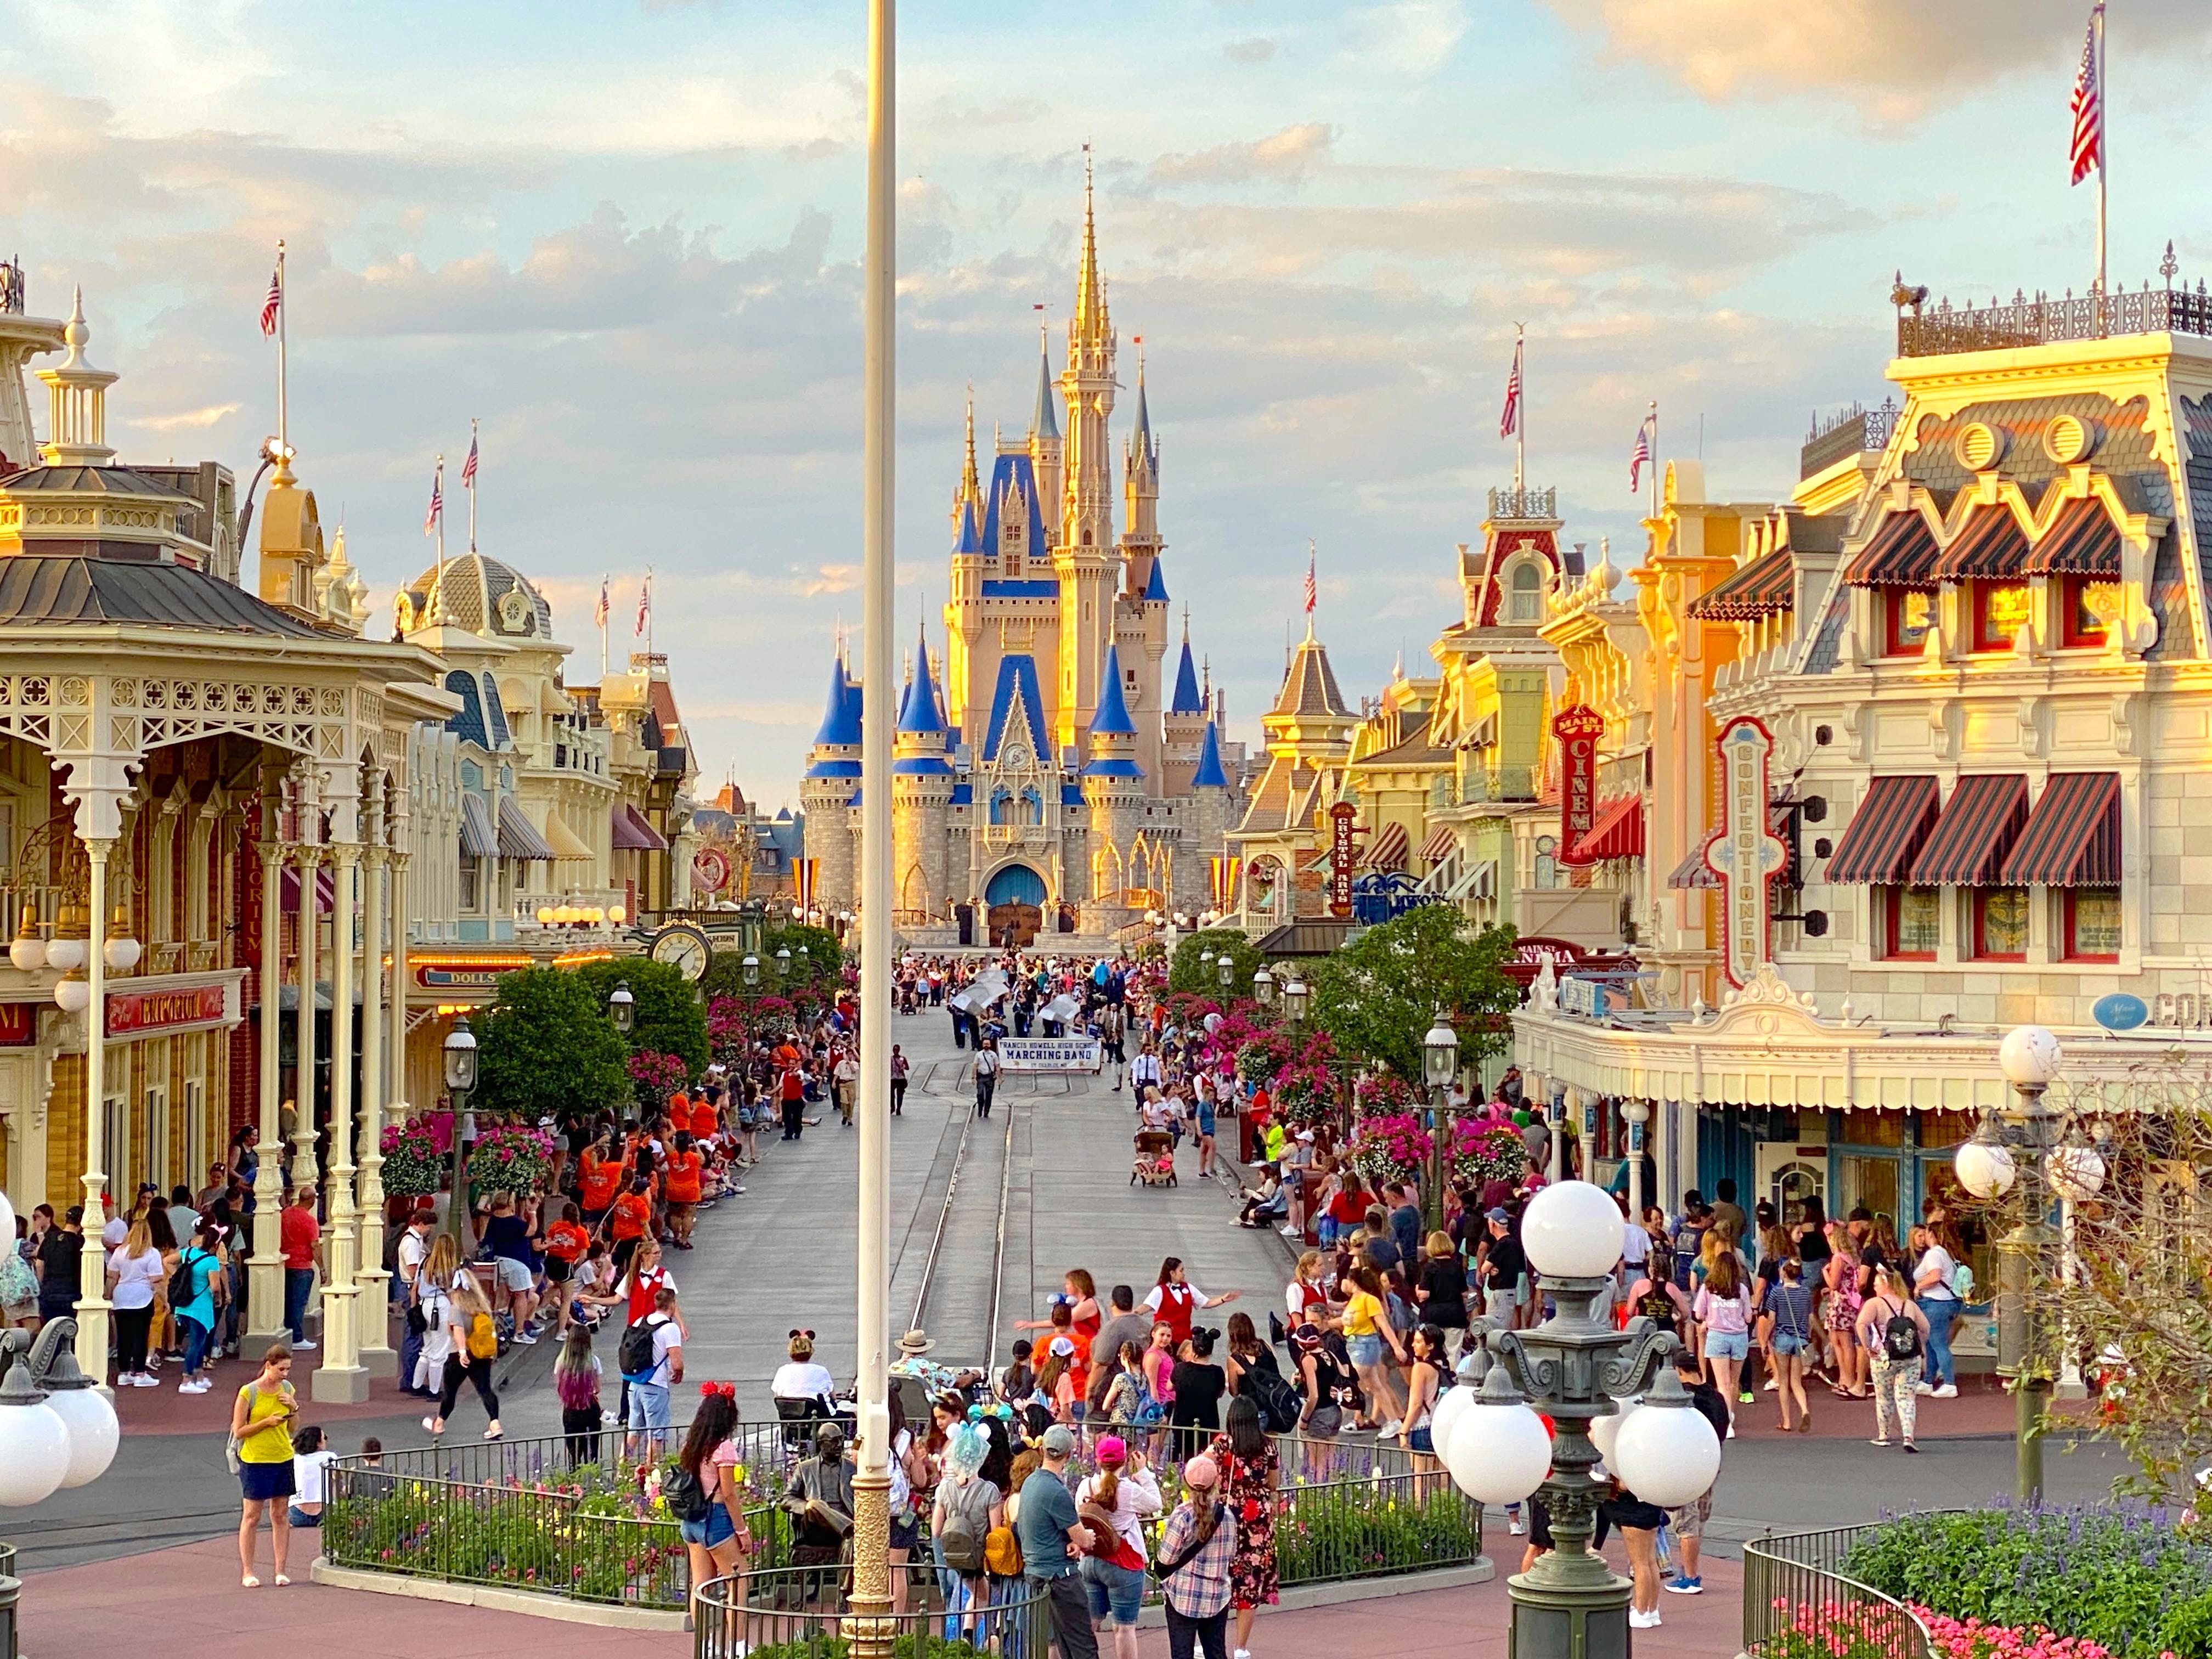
1844,1505,2210,1659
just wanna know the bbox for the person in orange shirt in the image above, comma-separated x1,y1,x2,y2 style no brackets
689,1090,720,1150
606,1176,654,1277
578,1134,623,1225
662,1132,704,1250
537,1198,591,1331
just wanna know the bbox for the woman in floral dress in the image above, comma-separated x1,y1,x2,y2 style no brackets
1210,1396,1278,1659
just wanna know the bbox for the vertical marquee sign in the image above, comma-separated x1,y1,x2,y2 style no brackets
1552,704,1606,865
1703,716,1788,988
1328,802,1357,919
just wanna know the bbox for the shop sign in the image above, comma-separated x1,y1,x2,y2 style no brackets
693,845,732,895
1559,975,1625,1019
1328,803,1357,919
0,1002,34,1046
106,981,228,1036
413,956,533,992
1705,718,1788,989
1553,706,1605,865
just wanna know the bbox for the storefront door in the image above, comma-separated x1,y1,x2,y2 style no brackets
1754,1143,1827,1229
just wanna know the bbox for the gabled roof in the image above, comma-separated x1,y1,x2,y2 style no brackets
982,653,1048,763
981,450,1051,560
1349,713,1447,770
1090,644,1137,736
1192,720,1231,789
1271,633,1349,718
812,656,862,747
1237,753,1332,833
1169,637,1205,714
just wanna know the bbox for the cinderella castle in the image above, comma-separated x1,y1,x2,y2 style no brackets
802,172,1246,945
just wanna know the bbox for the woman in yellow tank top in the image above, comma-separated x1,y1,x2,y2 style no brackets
230,1344,299,1587
1339,1266,1408,1431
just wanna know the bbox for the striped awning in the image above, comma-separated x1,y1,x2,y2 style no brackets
1361,821,1409,871
1667,839,1722,890
2000,772,2120,886
278,865,336,913
1910,774,2030,885
544,812,595,862
612,803,669,853
1933,507,2028,583
1418,825,1457,861
1688,549,1795,622
1843,511,1940,588
2024,496,2123,577
496,798,557,861
1827,775,1942,884
1573,795,1644,862
459,793,498,858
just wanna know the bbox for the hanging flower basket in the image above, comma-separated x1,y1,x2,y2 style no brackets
1453,1121,1528,1188
466,1122,556,1196
379,1113,453,1197
1348,1111,1432,1185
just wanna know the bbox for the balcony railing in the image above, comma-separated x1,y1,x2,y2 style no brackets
1463,766,1537,804
1801,398,1898,478
1487,485,1556,522
981,822,1050,848
1897,275,2212,358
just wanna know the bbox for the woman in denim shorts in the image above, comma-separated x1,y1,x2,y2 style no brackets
1074,1436,1163,1659
678,1387,754,1626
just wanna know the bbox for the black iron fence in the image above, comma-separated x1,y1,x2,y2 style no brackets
1741,1523,1934,1659
1898,280,2212,358
696,1566,1049,1659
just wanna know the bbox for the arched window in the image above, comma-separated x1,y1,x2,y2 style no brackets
1019,786,1042,825
990,788,1013,825
1509,561,1543,623
1534,833,1558,890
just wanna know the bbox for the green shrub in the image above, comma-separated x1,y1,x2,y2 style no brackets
1846,1504,2212,1659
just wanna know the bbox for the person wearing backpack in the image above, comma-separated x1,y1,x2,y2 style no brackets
1908,1223,1963,1399
620,1284,685,1459
1854,1266,1930,1453
1074,1436,1162,1659
171,1218,228,1393
932,1419,1004,1637
1156,1452,1237,1659
673,1384,753,1635
423,1273,503,1441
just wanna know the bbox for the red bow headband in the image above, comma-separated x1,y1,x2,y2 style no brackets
699,1381,736,1401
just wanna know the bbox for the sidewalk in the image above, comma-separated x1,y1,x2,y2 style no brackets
18,1535,1746,1659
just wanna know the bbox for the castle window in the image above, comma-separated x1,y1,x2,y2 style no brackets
1508,562,1542,623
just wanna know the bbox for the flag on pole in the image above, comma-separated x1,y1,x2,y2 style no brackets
1302,542,1317,616
259,267,281,337
1628,418,1653,494
2070,3,2103,184
595,578,610,629
636,575,651,636
1500,337,1522,438
423,462,443,535
461,430,479,487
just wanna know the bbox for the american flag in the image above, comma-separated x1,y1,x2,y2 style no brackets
259,267,281,337
595,578,610,629
1629,418,1652,493
461,431,479,487
636,575,651,636
1302,541,1317,615
423,462,442,535
1500,336,1522,438
2069,3,2103,185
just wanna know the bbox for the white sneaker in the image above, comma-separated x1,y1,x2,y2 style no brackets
1931,1383,1958,1398
1913,1382,1934,1396
292,1339,317,1351
1278,1224,1299,1236
1628,1609,1661,1629
1726,1423,1736,1438
1508,1518,1526,1536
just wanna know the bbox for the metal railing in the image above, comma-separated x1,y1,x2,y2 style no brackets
1802,399,1899,478
1741,1523,1936,1659
1897,277,2212,358
697,1566,1049,1659
1462,766,1536,805
1488,485,1557,522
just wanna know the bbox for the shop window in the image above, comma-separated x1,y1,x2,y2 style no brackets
1973,581,2032,652
1915,1109,1978,1150
143,1087,169,1193
459,856,482,911
1885,589,1933,656
1971,885,2029,960
2063,886,2121,961
1881,884,1939,959
1838,1152,1901,1225
1838,1109,1906,1148
2062,577,2120,648
1534,834,1558,890
103,1096,131,1203
183,1080,205,1183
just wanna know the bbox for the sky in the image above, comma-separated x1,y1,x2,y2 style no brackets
6,0,2212,806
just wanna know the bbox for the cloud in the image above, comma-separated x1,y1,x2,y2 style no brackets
1539,0,2212,117
132,402,240,431
1341,1,1471,77
1223,37,1277,64
1150,123,1335,187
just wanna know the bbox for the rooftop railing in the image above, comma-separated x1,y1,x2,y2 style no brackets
1896,266,2212,358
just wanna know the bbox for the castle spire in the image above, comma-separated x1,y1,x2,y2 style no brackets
1030,320,1058,441
960,386,981,507
1131,339,1152,453
1073,145,1109,347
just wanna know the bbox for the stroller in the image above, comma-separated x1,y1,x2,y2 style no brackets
1132,1128,1178,1187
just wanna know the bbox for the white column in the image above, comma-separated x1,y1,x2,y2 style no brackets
74,838,114,1392
291,845,321,1194
246,787,288,1345
388,851,410,1119
356,832,393,1373
314,840,365,1401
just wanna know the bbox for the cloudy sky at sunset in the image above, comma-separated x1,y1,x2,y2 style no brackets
7,0,2211,803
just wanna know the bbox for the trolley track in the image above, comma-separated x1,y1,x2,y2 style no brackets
887,1059,1019,1373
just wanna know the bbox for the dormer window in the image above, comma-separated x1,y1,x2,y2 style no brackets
1884,589,1933,656
1508,561,1542,623
1972,581,2031,652
2062,576,2119,647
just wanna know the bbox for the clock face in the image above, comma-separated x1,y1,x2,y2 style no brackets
650,926,712,980
1003,742,1029,769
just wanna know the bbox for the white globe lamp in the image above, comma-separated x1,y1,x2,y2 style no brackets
43,1381,120,1487
1954,1129,2016,1199
0,1394,71,1506
1998,1024,2063,1089
45,933,86,973
1430,1378,1475,1455
1610,1376,1722,1507
2045,1142,2106,1203
1588,1395,1639,1464
1442,1368,1553,1506
1520,1180,1626,1280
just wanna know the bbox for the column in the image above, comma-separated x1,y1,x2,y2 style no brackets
314,839,365,1401
246,788,288,1344
74,837,114,1393
388,851,410,1120
354,827,393,1374
291,845,322,1192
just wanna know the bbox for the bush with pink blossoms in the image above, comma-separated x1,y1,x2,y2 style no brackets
1348,1113,1432,1185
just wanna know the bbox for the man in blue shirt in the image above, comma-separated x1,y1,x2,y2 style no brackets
1015,1424,1098,1659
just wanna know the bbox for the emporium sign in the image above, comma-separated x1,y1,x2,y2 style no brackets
1553,705,1605,865
106,981,228,1037
1703,718,1788,989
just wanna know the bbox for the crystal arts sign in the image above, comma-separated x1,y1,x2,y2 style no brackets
1704,718,1788,988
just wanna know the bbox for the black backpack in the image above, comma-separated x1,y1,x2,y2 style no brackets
1247,1368,1303,1435
166,1247,206,1308
1880,1301,1923,1362
661,1461,712,1523
619,1317,662,1380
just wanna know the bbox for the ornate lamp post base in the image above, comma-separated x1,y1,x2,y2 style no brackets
1507,1560,1632,1659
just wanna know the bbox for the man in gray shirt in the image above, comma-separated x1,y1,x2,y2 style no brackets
1088,1286,1153,1408
1017,1425,1098,1659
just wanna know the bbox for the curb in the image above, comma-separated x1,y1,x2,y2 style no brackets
1133,1558,1497,1627
307,1559,690,1630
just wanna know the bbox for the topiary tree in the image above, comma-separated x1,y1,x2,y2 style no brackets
473,967,631,1125
1310,906,1521,1088
573,957,709,1109
1170,928,1262,998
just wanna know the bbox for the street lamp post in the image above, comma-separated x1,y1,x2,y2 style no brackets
1252,967,1276,1009
0,1318,121,1505
441,1018,478,1244
1423,1011,1459,1231
1216,952,1235,992
1442,1180,1720,1658
608,980,635,1034
1282,975,1309,1029
1620,1098,1650,1220
1953,1024,2065,1503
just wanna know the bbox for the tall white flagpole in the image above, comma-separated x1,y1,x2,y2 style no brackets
275,240,288,458
468,416,478,553
1647,400,1660,520
433,455,445,590
1515,323,1526,494
601,575,609,683
2095,0,2108,301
